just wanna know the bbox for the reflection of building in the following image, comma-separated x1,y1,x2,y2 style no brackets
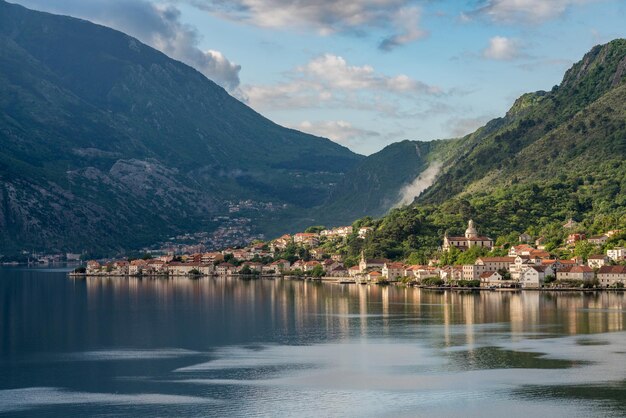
443,220,493,251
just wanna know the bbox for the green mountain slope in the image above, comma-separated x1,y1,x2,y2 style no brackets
336,39,626,263
315,140,443,224
0,0,362,254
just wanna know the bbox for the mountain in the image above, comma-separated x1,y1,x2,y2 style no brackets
315,140,443,224
0,0,363,255
330,39,626,264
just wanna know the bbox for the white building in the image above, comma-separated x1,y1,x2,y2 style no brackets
607,247,626,262
519,266,546,288
443,220,493,252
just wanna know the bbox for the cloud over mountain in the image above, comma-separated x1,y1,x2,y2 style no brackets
14,0,241,90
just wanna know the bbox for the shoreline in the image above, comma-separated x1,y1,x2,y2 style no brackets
66,272,626,291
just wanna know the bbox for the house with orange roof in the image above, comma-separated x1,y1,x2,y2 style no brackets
293,233,319,247
479,271,503,287
382,262,406,281
597,265,626,287
367,271,383,282
557,265,594,282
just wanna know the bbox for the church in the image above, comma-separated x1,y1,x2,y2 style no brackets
443,220,493,252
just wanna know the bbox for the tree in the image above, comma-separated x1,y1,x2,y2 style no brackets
574,240,595,261
310,264,325,278
305,226,325,233
405,252,423,265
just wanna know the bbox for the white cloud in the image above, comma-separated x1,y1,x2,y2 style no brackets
186,0,427,49
292,120,380,146
482,36,520,60
242,54,441,112
14,0,241,90
476,0,594,23
379,7,428,51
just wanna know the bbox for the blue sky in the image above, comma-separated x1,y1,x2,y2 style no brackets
13,0,626,155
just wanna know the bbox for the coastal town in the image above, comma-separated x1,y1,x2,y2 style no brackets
75,219,626,290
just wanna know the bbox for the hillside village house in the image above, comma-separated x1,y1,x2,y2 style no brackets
358,227,373,239
519,266,547,288
443,220,493,252
348,266,361,277
508,244,550,259
328,265,349,277
310,248,327,260
322,259,342,272
557,266,594,282
440,266,463,282
597,266,626,287
541,259,578,272
566,233,585,245
129,259,147,275
519,233,532,243
304,261,321,272
358,252,388,273
271,234,292,251
508,244,534,257
270,259,291,273
293,233,319,247
510,255,543,280
535,237,547,250
291,260,306,271
168,262,214,276
86,260,101,274
587,255,609,268
146,259,166,273
405,265,440,281
201,252,224,264
382,262,405,281
216,262,236,276
588,235,609,245
463,257,515,280
320,226,353,239
479,271,504,287
607,247,626,262
563,218,578,229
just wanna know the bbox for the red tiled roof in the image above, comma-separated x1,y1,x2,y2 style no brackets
478,257,515,263
598,265,626,274
559,265,593,273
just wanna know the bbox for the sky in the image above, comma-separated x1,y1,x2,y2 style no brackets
12,0,626,155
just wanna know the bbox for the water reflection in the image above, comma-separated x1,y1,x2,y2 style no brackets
2,269,626,417
78,277,626,339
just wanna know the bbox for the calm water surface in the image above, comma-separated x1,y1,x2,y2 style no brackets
1,266,626,417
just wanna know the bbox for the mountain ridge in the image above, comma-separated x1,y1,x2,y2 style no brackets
0,0,363,255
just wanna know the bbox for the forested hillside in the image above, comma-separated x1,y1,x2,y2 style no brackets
326,40,626,265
